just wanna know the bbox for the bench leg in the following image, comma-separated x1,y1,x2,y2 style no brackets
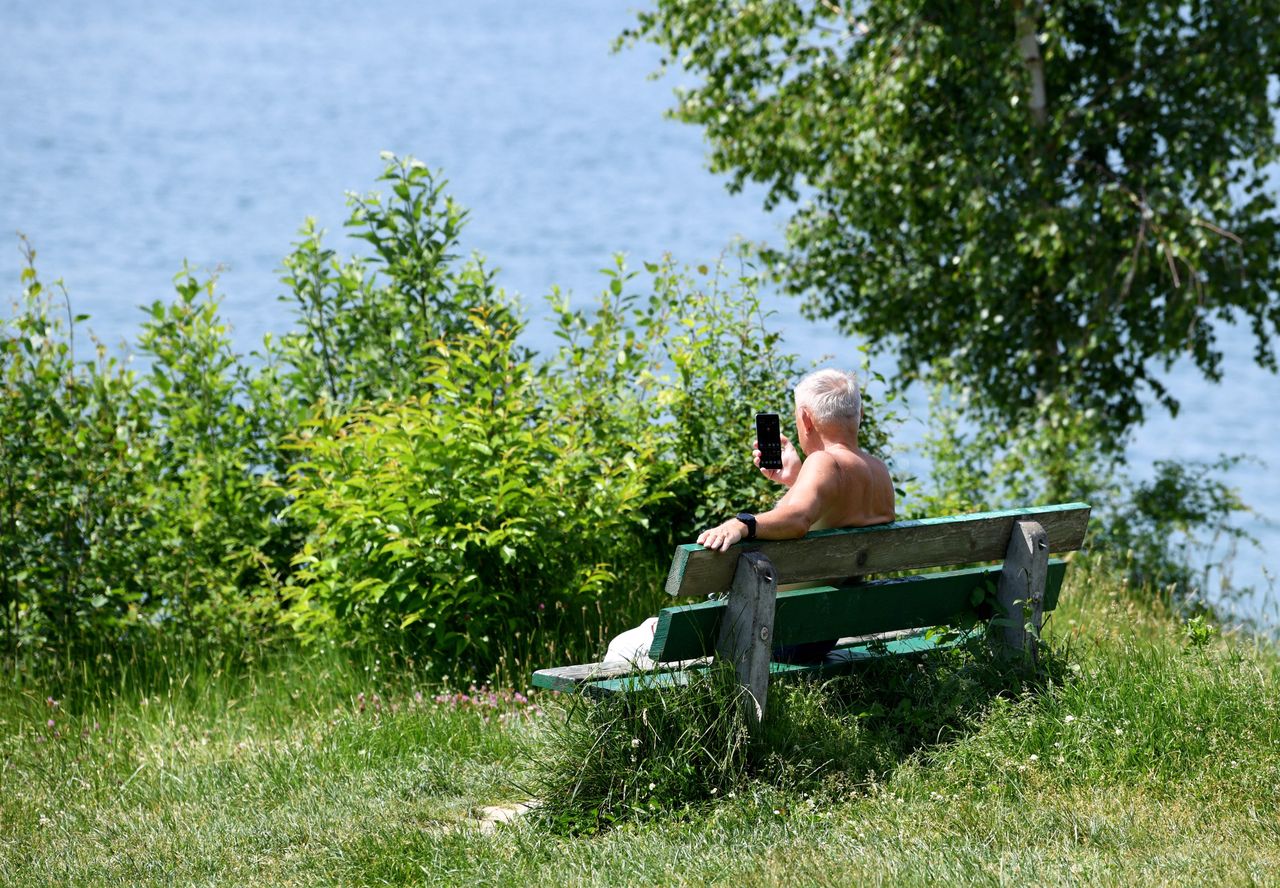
716,551,777,728
993,519,1048,666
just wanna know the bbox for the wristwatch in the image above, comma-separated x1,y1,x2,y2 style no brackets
735,512,758,540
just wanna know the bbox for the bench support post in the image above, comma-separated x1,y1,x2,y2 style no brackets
716,551,777,728
993,519,1048,665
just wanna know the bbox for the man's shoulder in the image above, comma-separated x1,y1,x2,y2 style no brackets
799,449,838,472
795,449,843,489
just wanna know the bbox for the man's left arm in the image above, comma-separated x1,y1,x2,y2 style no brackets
696,453,838,552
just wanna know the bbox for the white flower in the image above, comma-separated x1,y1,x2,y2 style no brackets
630,738,642,748
1064,714,1076,724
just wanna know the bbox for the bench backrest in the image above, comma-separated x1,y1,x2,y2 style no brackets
650,560,1068,663
664,502,1091,598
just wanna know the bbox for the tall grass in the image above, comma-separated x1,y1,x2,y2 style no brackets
0,637,536,885
3,555,1278,886
530,552,1280,841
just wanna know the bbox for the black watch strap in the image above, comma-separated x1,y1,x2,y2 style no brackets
735,512,757,540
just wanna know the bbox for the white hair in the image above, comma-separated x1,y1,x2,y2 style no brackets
793,368,862,430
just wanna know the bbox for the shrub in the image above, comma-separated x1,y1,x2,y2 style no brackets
0,244,289,659
276,153,511,411
912,387,1256,615
0,244,156,654
1096,456,1257,614
133,269,291,632
275,208,885,676
282,306,678,674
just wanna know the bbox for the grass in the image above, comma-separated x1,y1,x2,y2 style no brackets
3,556,1279,887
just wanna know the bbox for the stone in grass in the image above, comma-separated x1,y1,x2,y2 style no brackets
474,801,539,833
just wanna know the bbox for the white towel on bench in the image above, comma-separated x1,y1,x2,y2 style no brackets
603,616,659,670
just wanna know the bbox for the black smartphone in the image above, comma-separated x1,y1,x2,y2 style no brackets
755,412,783,470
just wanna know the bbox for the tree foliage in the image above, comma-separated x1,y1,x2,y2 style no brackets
624,1,1280,446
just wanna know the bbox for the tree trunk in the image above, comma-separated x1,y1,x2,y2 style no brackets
1014,1,1048,129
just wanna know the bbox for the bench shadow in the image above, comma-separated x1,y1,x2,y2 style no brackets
525,638,1067,834
753,640,1065,790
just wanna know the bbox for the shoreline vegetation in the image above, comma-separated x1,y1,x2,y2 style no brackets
4,155,1276,884
2,155,1260,680
3,556,1278,885
1,155,826,683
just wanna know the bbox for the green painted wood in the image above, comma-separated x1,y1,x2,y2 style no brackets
530,659,704,692
648,560,1067,663
664,502,1089,598
716,551,776,725
584,629,972,695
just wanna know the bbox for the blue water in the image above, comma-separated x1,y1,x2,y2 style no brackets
2,1,1276,621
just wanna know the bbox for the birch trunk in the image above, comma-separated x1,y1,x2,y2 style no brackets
1014,0,1048,129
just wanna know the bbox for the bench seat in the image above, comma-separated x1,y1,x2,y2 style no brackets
536,628,967,695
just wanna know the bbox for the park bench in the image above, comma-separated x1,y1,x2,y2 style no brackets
532,503,1091,724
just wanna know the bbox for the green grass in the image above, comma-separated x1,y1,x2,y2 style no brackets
3,557,1279,887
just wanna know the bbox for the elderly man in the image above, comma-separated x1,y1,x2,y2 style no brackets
604,368,895,666
696,367,895,551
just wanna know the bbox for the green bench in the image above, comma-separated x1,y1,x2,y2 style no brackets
533,503,1091,723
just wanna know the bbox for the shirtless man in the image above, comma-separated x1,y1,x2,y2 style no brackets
604,368,893,666
696,368,895,553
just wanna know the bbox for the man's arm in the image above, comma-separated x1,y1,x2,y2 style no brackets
696,452,839,552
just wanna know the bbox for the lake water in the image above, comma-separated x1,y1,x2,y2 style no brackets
2,0,1276,622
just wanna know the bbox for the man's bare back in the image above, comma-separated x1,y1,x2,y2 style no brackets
799,446,895,530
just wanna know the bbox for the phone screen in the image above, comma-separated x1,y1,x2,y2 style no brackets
755,412,782,470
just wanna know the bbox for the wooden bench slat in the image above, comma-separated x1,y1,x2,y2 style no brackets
650,560,1067,663
581,629,974,695
531,657,711,693
664,502,1090,598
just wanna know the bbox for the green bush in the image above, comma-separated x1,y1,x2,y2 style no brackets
0,247,285,658
282,306,677,673
0,244,155,654
133,269,292,632
911,386,1256,615
275,203,870,675
276,153,511,412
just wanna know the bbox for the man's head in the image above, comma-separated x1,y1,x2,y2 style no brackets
792,369,862,450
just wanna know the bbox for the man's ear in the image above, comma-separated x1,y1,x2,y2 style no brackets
799,405,816,434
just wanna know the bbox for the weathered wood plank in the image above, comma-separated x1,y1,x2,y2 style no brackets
993,519,1048,665
664,502,1089,598
531,658,712,692
584,629,970,695
715,551,777,726
650,559,1067,663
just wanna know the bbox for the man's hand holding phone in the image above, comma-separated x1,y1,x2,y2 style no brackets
753,433,801,488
